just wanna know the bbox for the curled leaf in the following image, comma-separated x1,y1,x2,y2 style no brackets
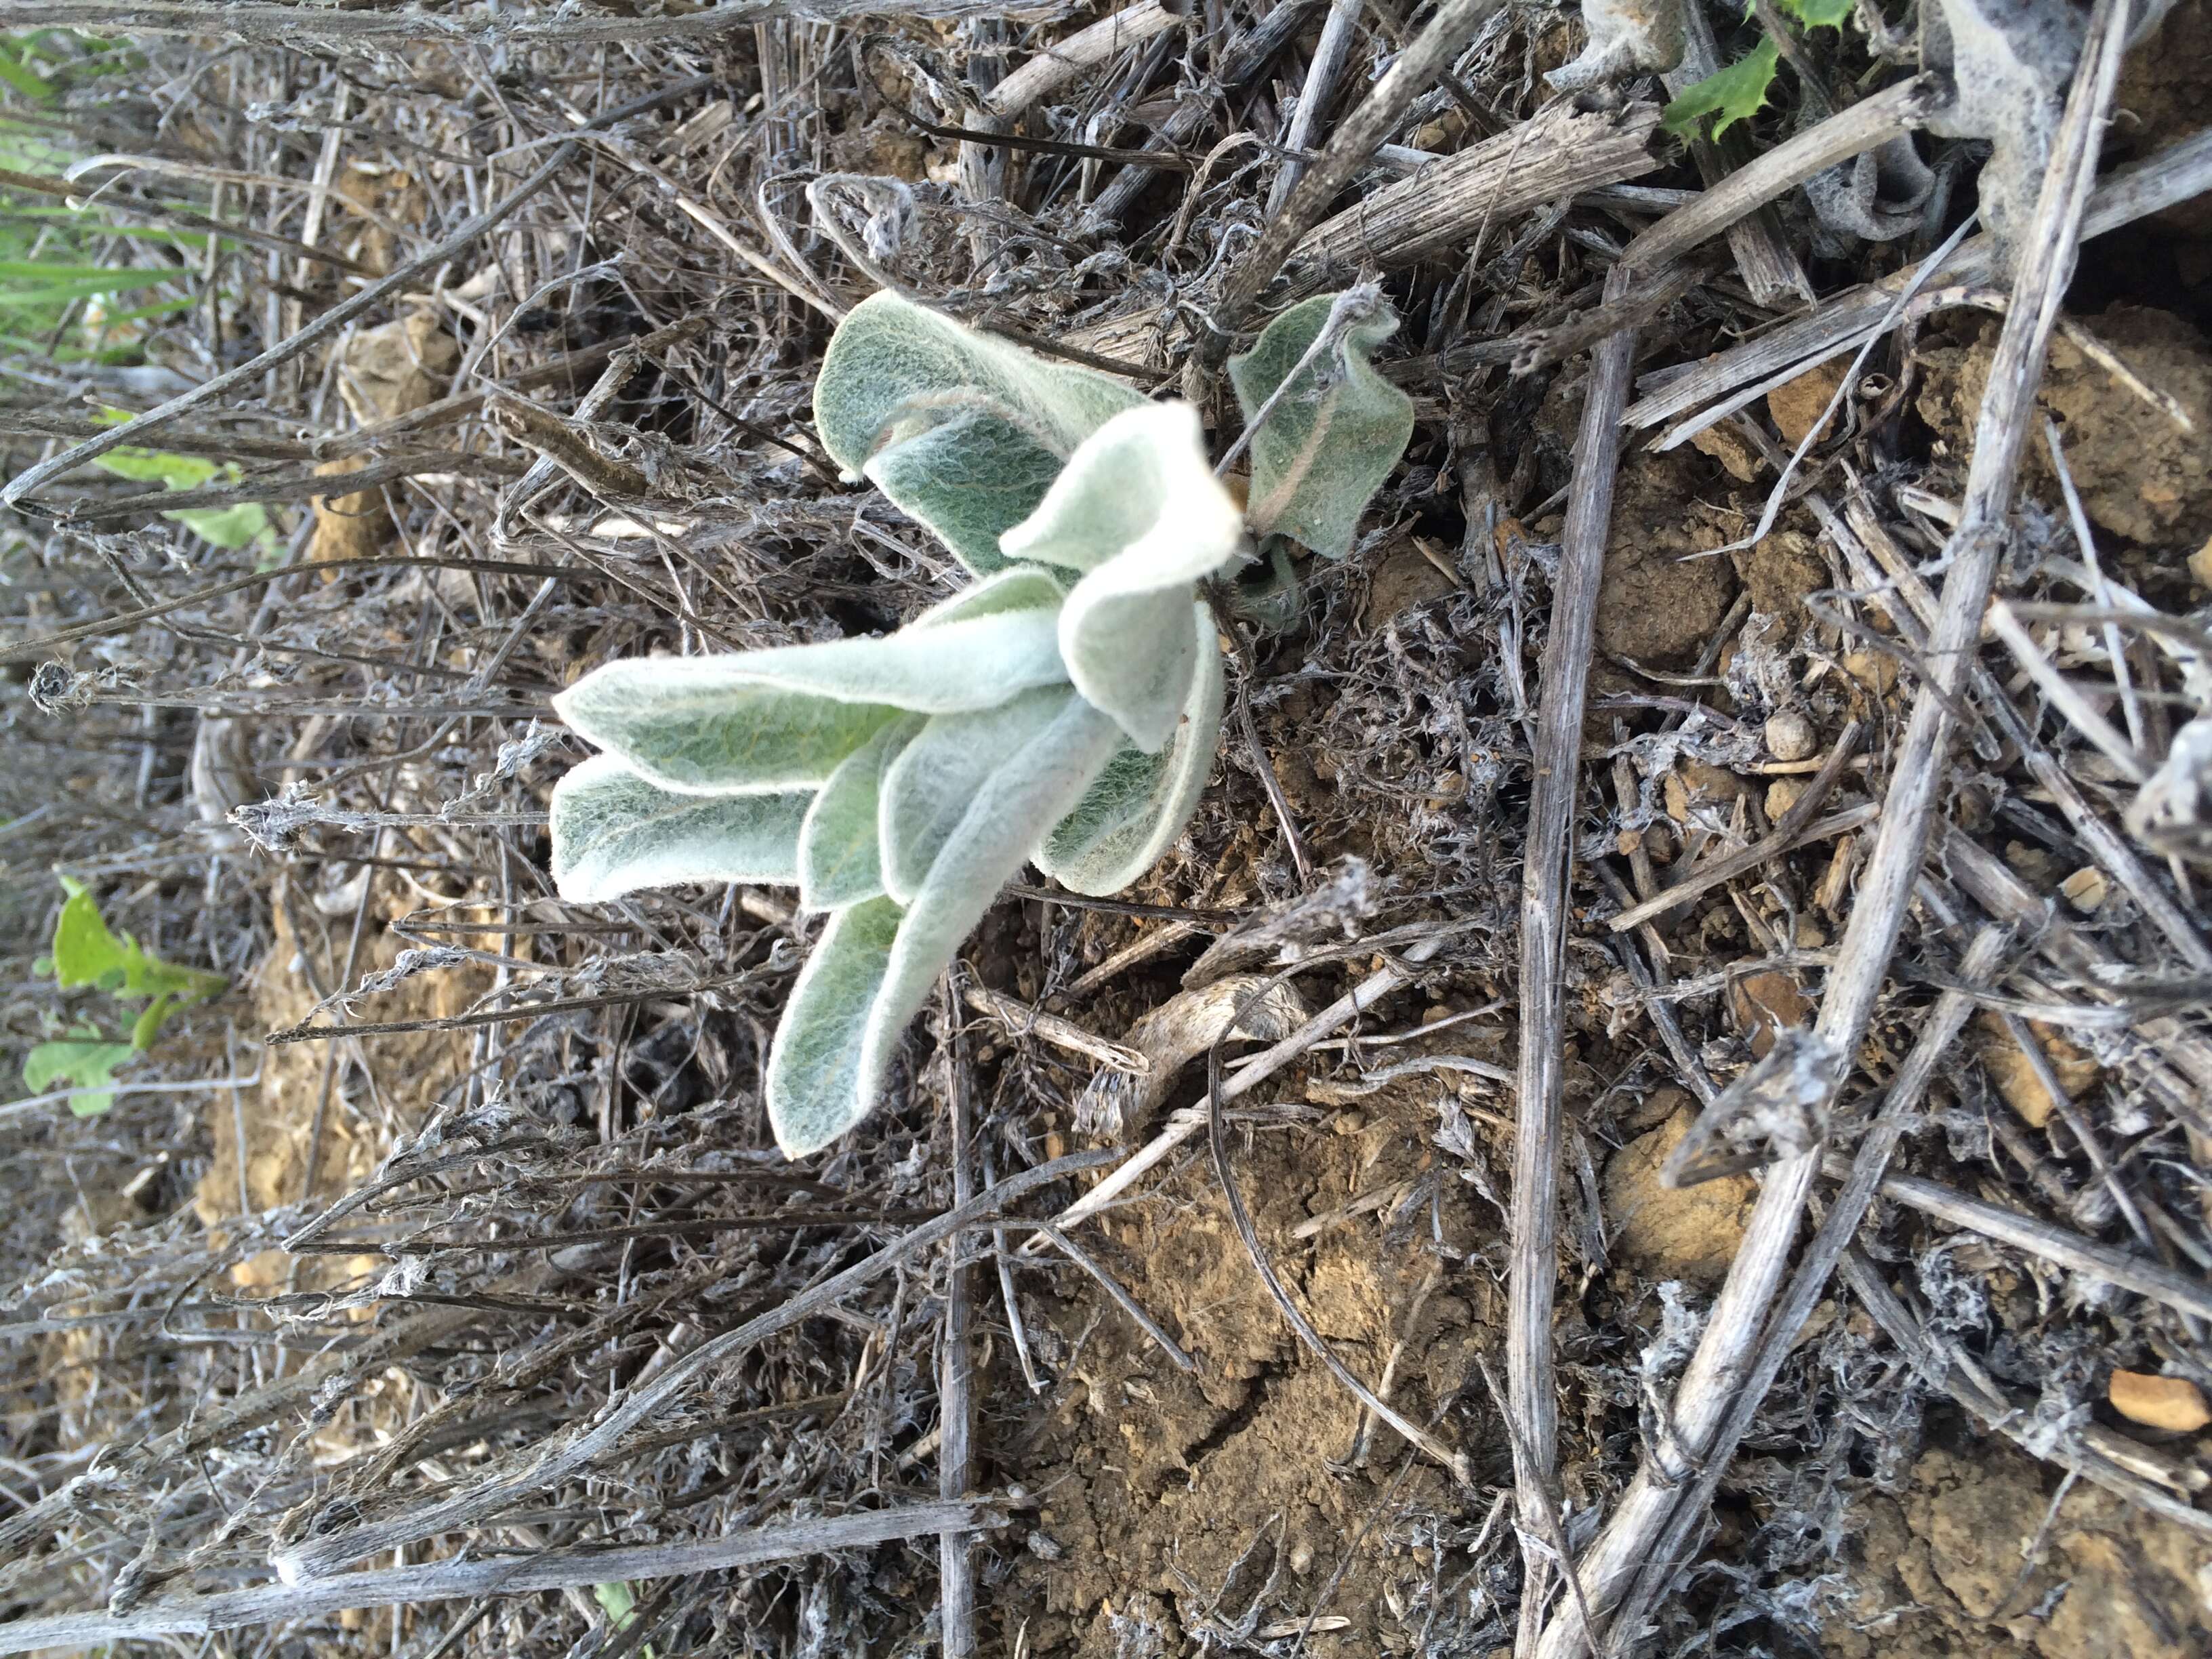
1227,290,1414,560
1036,601,1225,895
813,291,1145,575
1002,402,1244,748
554,607,1067,794
550,754,810,903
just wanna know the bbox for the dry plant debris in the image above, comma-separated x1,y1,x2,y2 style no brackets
2,3,2212,1658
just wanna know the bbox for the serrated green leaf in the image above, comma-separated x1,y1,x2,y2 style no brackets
878,688,1073,905
1662,36,1781,140
999,403,1244,750
549,754,811,903
796,715,922,912
1227,291,1414,560
813,291,1146,576
1773,0,1852,28
554,607,1069,795
24,1037,135,1116
766,696,1126,1158
1037,601,1225,896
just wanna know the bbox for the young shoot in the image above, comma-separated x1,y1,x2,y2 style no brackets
548,289,1411,1158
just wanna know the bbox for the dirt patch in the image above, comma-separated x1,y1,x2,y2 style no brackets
2116,0,2212,239
1595,451,1741,667
1603,1104,1757,1288
197,879,491,1289
1006,1082,1497,1655
1835,1442,2212,1659
1916,306,2212,554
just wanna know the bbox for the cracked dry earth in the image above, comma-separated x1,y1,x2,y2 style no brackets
1005,1082,1490,1655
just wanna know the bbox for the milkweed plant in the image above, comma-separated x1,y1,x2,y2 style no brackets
548,287,1413,1157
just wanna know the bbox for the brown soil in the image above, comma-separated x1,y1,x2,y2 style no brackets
1006,1080,1496,1655
196,880,491,1290
1914,305,2212,555
1837,1442,2212,1659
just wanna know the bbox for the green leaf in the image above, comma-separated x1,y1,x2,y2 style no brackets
554,607,1071,794
96,447,218,488
1773,0,1852,28
1037,601,1225,896
52,874,132,990
48,875,226,1011
1662,36,1782,140
813,291,1147,576
796,714,922,912
0,39,56,102
129,992,176,1051
766,696,1126,1158
878,687,1073,905
1226,290,1415,560
591,1582,655,1659
549,754,811,903
1003,403,1244,750
169,501,277,554
95,447,279,556
24,1037,136,1116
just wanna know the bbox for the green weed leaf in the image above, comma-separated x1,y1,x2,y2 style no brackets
95,446,279,556
49,875,225,1013
1773,0,1853,28
24,1036,136,1116
1662,36,1782,139
549,754,811,903
1038,602,1226,895
813,291,1145,576
1227,291,1414,560
1001,403,1244,750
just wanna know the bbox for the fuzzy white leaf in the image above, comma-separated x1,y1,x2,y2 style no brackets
1228,291,1414,559
910,563,1065,628
1035,601,1225,895
878,687,1071,905
554,608,1067,794
796,715,922,912
766,895,902,1158
550,754,808,903
764,697,1126,1159
1000,403,1244,750
813,291,1146,576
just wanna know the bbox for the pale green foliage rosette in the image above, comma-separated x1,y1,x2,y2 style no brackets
547,290,1410,1160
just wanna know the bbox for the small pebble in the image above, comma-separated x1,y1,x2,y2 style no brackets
1765,709,1818,762
2109,1369,2211,1433
1765,778,1808,819
2060,866,2109,914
